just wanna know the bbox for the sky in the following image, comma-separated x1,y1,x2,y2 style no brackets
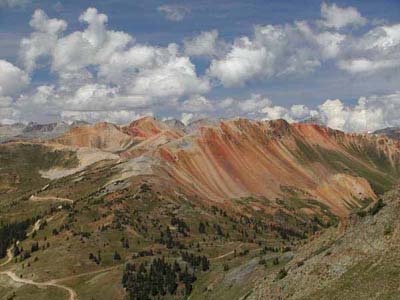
0,0,399,132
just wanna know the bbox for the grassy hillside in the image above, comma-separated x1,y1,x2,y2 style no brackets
294,138,399,194
254,186,400,300
0,148,337,300
0,143,78,209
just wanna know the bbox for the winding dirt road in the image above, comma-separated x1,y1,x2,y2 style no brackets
210,244,244,261
0,271,77,300
53,265,122,283
0,245,121,300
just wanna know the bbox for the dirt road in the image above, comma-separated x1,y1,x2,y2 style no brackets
29,195,74,204
0,271,77,300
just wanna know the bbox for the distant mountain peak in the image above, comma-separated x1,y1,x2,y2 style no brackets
373,127,400,140
298,116,326,126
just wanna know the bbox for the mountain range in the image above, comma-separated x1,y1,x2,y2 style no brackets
1,117,400,300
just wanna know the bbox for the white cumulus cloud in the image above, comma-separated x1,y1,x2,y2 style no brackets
319,2,367,29
208,24,327,87
317,92,400,132
338,23,400,74
184,30,225,57
19,9,67,72
61,110,152,124
0,59,30,98
2,4,400,130
15,8,208,121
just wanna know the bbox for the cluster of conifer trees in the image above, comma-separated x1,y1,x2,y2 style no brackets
0,219,35,258
122,254,210,300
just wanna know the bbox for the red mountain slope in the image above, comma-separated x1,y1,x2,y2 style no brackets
51,117,400,218
151,119,400,216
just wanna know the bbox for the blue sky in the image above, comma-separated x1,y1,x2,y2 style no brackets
0,0,399,131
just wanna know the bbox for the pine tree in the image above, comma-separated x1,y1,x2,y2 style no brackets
198,222,206,234
113,251,121,260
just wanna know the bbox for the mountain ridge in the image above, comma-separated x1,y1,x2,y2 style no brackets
1,116,400,300
27,117,400,219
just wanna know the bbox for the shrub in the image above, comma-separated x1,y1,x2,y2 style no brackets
296,261,304,267
384,224,392,235
259,258,267,266
369,199,385,216
276,268,287,280
113,251,121,261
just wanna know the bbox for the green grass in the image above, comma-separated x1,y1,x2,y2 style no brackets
64,266,125,300
293,138,398,195
301,258,400,300
0,143,78,211
0,275,68,300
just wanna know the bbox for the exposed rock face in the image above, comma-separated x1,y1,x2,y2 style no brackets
122,116,173,139
51,117,185,155
5,117,400,218
120,117,186,158
53,122,134,152
151,119,400,216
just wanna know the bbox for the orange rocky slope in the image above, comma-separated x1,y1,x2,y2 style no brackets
53,117,400,217
53,117,183,153
152,119,400,216
53,122,135,152
121,117,185,157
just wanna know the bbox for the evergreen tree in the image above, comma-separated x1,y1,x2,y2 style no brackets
198,222,206,234
113,251,121,261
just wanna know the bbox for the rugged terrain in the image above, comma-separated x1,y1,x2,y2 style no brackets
0,121,88,143
253,186,400,300
0,117,400,300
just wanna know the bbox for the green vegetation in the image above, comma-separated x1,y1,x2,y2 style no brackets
0,144,78,191
122,256,206,300
276,268,288,280
0,155,307,300
384,224,392,235
300,259,400,300
1,137,398,300
293,138,399,194
0,218,36,258
368,199,386,215
0,143,78,219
